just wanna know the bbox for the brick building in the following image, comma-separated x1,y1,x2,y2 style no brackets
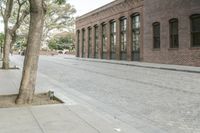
75,0,200,66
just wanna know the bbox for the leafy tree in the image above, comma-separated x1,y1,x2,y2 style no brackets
13,35,27,50
48,39,58,50
16,0,46,104
48,32,75,50
0,0,29,69
16,0,68,104
16,0,76,48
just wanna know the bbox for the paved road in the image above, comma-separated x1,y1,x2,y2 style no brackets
11,55,200,133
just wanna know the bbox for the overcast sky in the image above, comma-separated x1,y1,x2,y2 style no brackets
0,0,114,32
68,0,114,16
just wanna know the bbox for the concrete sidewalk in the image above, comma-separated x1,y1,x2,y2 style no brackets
64,56,200,73
0,104,140,133
0,61,141,133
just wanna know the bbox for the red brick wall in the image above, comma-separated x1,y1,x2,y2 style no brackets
143,0,200,66
76,0,200,66
76,0,144,61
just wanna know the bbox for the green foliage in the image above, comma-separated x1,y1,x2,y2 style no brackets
55,0,66,4
0,33,4,47
17,0,76,47
13,36,27,50
45,1,76,31
48,32,74,50
48,39,58,50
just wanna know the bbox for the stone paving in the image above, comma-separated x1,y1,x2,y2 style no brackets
6,55,200,133
0,57,139,133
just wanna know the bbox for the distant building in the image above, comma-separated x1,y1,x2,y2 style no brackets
75,0,200,66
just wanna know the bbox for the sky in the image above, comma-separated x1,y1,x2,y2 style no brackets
0,0,114,32
68,0,114,16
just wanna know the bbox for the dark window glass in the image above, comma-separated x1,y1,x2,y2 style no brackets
169,18,179,48
77,30,80,56
132,15,140,51
82,29,85,56
191,14,200,47
94,26,99,56
153,22,160,49
88,27,92,57
120,18,127,52
110,21,116,52
77,31,80,47
102,23,107,52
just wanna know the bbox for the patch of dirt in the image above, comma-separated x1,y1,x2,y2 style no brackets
0,92,63,108
0,66,20,70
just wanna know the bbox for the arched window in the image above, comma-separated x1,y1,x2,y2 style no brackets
169,18,179,48
94,25,99,58
120,17,127,52
102,23,107,53
132,13,140,52
110,20,116,52
76,30,80,57
191,14,200,47
88,27,92,58
82,29,85,57
153,22,160,49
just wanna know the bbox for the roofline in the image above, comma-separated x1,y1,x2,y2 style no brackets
76,0,125,20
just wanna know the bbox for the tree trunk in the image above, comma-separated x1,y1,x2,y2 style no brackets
16,0,46,104
2,0,14,69
0,47,3,59
2,28,11,69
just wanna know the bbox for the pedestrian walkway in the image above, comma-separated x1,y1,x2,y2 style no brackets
64,56,200,73
0,60,141,133
0,104,140,133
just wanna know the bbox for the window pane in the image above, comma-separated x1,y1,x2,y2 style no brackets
170,19,179,48
132,15,140,51
111,21,116,33
102,24,107,52
192,17,200,32
154,37,160,48
153,23,160,48
170,21,178,34
77,31,80,45
82,30,85,55
120,18,127,31
191,14,200,47
132,15,140,29
154,24,160,36
77,31,80,56
95,27,98,53
110,21,116,52
193,33,200,46
88,28,92,56
120,18,127,52
113,22,116,33
124,19,127,31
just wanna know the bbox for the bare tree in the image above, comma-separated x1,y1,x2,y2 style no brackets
16,0,46,104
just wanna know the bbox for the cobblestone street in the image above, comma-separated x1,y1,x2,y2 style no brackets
10,55,200,133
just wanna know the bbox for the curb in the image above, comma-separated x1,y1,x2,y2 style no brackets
64,57,200,74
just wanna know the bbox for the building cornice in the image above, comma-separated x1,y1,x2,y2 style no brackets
76,0,125,20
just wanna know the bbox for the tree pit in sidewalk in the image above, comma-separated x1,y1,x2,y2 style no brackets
0,66,20,70
0,92,63,108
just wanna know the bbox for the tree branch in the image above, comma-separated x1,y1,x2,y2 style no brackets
4,0,14,20
0,6,4,19
16,0,27,25
11,9,29,34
